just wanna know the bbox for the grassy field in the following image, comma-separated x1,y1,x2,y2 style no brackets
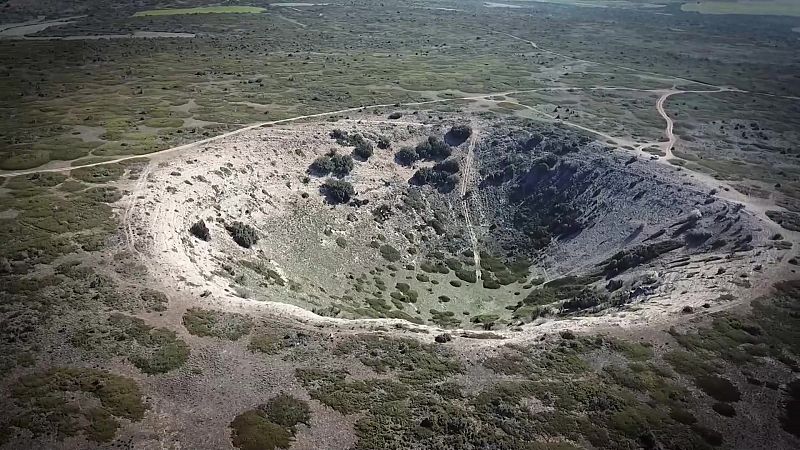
1,1,798,180
132,6,266,17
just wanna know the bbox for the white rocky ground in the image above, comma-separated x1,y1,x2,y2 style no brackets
119,112,794,346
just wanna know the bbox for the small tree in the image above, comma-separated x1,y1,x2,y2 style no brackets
189,220,210,241
321,179,355,204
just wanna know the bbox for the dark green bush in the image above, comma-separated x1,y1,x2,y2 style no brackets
262,393,310,429
395,147,418,166
353,140,374,160
411,166,459,192
321,178,355,204
309,151,354,177
379,244,401,262
694,375,741,402
183,307,253,341
434,158,460,173
482,278,501,289
711,402,736,417
226,221,258,248
415,136,451,161
189,220,210,241
377,136,391,149
455,269,477,283
230,410,293,450
445,124,472,145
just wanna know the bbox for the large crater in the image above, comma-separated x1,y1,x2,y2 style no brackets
127,113,781,333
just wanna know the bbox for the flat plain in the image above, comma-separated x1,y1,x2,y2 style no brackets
1,1,800,449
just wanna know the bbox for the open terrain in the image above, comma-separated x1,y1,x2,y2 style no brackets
1,1,800,449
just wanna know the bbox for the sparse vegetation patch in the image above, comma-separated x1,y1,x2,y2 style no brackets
183,308,253,341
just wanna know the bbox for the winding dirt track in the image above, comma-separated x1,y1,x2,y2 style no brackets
656,91,677,158
0,90,563,178
459,127,482,279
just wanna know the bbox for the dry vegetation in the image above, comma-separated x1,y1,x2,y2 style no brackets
1,0,799,449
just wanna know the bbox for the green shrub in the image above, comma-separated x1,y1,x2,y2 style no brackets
411,167,459,192
482,277,501,289
379,244,401,262
321,178,355,204
139,288,169,312
692,425,724,446
309,151,353,176
694,375,741,402
445,124,472,145
608,339,654,361
445,258,463,271
395,147,418,166
296,368,409,414
455,269,477,283
190,220,210,241
248,332,283,354
414,136,451,161
434,158,460,174
182,308,253,341
664,350,719,378
226,221,258,248
711,402,736,417
353,140,374,160
10,368,146,442
781,378,800,437
669,407,697,425
335,336,462,384
71,313,188,375
262,393,310,429
230,410,293,450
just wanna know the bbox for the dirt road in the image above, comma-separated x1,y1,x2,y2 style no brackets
459,127,482,279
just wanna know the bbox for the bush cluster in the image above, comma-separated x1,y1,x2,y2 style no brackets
411,158,461,191
226,221,259,248
395,147,418,166
189,220,210,241
230,393,310,450
445,124,472,145
395,136,451,166
353,140,374,160
309,150,354,177
321,178,355,204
